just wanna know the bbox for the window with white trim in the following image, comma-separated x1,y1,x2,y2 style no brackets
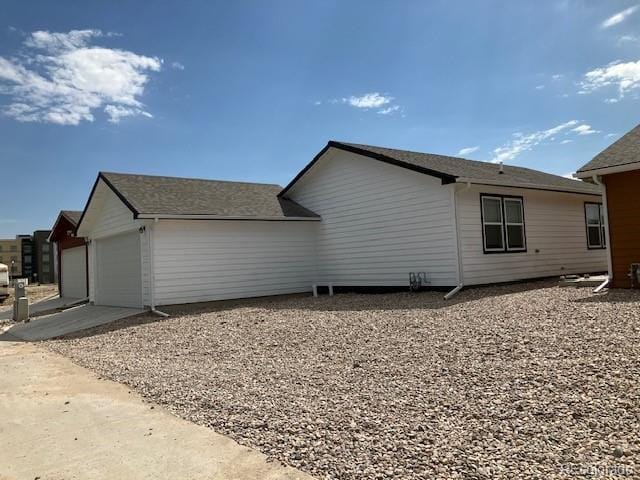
481,195,526,253
585,203,606,249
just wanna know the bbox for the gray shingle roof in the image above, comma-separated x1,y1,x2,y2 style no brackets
100,172,319,219
335,142,601,195
61,210,82,226
577,124,640,174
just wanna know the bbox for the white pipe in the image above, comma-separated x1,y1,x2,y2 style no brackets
593,278,610,293
444,283,464,300
592,175,613,281
151,308,170,317
451,182,471,286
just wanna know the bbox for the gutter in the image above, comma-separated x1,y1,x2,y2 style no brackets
454,177,601,196
576,161,640,178
147,218,169,318
445,182,471,300
136,214,321,221
592,175,613,285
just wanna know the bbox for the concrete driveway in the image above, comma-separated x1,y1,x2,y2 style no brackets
0,340,313,480
2,304,143,341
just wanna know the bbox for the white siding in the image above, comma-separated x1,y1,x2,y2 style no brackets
286,149,458,286
457,185,607,285
77,180,141,240
152,220,317,306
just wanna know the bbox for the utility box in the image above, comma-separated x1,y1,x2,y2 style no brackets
13,280,29,322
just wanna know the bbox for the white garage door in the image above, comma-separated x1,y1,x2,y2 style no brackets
61,246,87,299
95,232,142,308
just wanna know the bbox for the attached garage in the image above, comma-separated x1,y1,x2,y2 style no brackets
50,210,88,300
95,232,142,307
75,172,320,309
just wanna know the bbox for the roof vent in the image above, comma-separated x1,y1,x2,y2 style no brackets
499,161,504,174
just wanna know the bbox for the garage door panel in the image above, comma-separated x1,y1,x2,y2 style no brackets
96,232,142,308
61,246,87,299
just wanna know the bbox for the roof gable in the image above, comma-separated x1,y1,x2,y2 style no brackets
577,124,640,175
77,172,319,230
49,210,83,242
280,141,601,196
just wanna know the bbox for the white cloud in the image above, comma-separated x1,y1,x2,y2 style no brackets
535,84,545,90
552,74,564,80
377,105,401,115
457,146,480,156
572,124,600,135
491,120,579,163
618,34,640,45
601,6,639,28
344,92,392,109
0,29,161,125
562,172,576,179
171,61,185,70
313,100,322,106
560,139,573,144
580,60,640,100
604,97,619,103
606,133,619,138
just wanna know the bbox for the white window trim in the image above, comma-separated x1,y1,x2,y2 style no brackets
585,203,605,249
504,198,526,252
481,196,506,252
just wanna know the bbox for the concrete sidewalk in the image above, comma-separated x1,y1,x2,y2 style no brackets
0,341,313,480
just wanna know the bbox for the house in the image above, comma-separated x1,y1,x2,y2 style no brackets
75,172,319,308
50,210,88,298
576,124,640,288
76,142,606,308
283,142,606,289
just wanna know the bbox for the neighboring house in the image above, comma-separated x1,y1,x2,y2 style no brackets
576,124,640,288
0,238,21,278
50,210,88,298
75,173,319,308
33,230,55,284
76,142,606,308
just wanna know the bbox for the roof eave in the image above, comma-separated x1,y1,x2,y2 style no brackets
576,161,640,179
136,214,321,221
455,177,601,196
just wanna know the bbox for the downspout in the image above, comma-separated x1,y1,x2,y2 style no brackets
148,218,169,317
445,182,471,300
592,175,612,292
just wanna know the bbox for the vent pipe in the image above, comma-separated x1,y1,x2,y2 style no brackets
499,161,504,174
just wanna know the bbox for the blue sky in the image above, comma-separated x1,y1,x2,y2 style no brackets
0,0,638,236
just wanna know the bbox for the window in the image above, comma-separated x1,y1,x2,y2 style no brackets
481,194,526,253
24,255,32,264
585,203,606,249
42,253,50,262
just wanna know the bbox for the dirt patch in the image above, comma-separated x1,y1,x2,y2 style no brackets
46,282,640,479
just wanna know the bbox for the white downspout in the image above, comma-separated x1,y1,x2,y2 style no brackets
445,182,471,300
592,175,612,292
148,219,169,317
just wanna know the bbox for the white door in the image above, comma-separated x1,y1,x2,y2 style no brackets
95,232,142,308
61,246,87,299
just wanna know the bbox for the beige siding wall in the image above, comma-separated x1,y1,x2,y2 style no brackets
457,184,607,285
152,220,318,306
286,149,459,287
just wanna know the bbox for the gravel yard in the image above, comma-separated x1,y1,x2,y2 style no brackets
46,281,640,479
